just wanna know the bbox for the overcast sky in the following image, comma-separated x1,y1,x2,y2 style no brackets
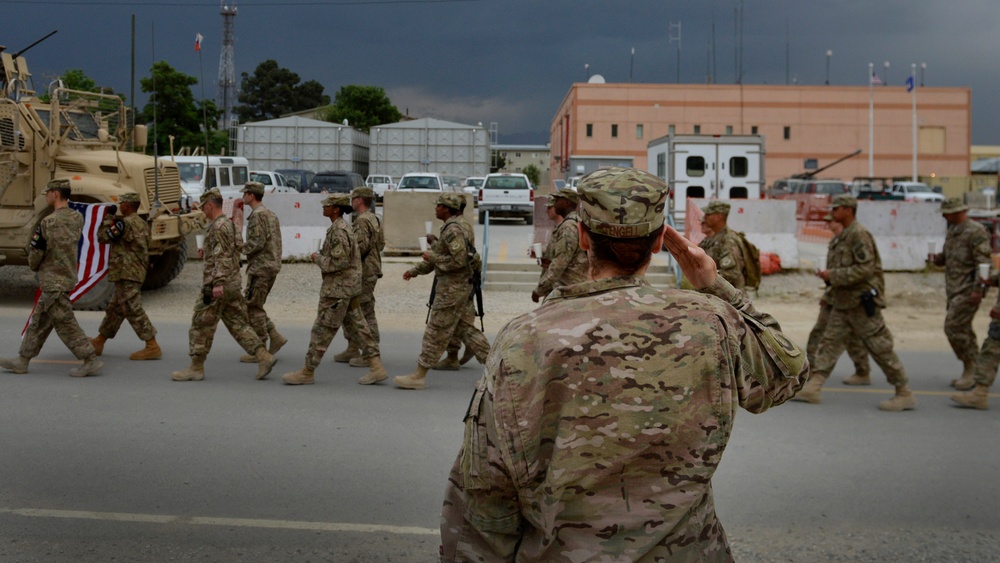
4,0,998,145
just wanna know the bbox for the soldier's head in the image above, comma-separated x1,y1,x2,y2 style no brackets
823,212,844,235
322,194,352,220
549,188,579,218
435,193,463,220
830,193,858,225
577,167,668,275
241,181,265,204
200,188,225,218
350,186,374,212
44,179,72,205
940,197,968,225
700,201,730,231
119,192,141,215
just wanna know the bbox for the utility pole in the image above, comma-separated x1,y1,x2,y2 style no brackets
669,21,681,83
217,1,238,132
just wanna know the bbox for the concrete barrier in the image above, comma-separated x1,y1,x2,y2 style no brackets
381,191,473,254
685,199,800,268
857,200,945,271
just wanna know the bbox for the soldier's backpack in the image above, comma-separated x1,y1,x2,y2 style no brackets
734,231,762,291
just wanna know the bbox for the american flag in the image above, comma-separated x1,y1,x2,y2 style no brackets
22,202,114,335
870,71,882,86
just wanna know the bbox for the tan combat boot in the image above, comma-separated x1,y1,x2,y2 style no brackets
394,366,429,390
358,356,388,385
951,384,990,410
349,355,370,368
792,374,826,404
90,334,108,357
433,351,461,371
842,373,871,386
333,343,359,363
879,385,917,411
130,338,162,361
282,366,315,385
459,346,476,366
255,348,277,380
268,329,288,355
69,356,103,378
952,360,977,391
239,353,259,363
0,355,30,374
172,356,206,381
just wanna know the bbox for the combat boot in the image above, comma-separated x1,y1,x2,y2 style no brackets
349,355,370,368
333,343,359,363
282,367,315,385
952,360,977,391
0,355,30,374
239,353,259,363
255,348,277,380
90,334,108,357
459,346,476,366
268,329,288,355
433,351,461,371
358,356,388,385
172,356,206,381
951,384,990,410
394,366,429,390
69,356,103,378
842,373,871,386
878,385,917,411
792,374,826,404
129,338,162,361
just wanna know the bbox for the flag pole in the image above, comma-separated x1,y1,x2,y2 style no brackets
868,62,874,177
197,33,209,157
911,63,917,182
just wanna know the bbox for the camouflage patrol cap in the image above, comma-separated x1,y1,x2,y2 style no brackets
940,197,968,214
241,181,265,196
435,193,464,210
43,178,71,193
322,194,351,207
350,186,374,199
200,187,223,204
831,193,858,209
549,187,580,206
577,167,668,238
119,192,141,204
701,200,731,217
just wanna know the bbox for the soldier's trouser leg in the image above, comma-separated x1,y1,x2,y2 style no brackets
453,304,490,363
100,281,156,341
245,274,277,344
974,321,1000,387
360,278,379,344
188,296,222,359
809,302,870,376
813,305,907,387
844,331,871,376
20,291,94,360
342,296,380,358
806,303,831,366
945,293,981,363
305,296,351,370
219,291,266,356
418,303,464,369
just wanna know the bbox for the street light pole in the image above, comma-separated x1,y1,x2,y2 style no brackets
825,50,833,85
920,62,926,87
584,63,589,82
883,61,890,86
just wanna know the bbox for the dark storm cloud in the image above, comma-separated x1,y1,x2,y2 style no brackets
4,0,998,143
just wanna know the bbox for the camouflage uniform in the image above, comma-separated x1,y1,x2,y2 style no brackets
409,214,490,370
933,216,991,366
535,210,588,298
972,286,1000,390
304,204,379,371
188,213,264,359
97,200,156,341
441,167,808,561
443,214,482,360
345,206,384,345
243,197,283,344
699,226,747,291
20,206,96,361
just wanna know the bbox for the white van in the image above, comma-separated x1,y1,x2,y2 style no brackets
173,155,250,203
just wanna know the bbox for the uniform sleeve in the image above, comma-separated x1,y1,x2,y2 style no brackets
242,212,265,257
973,227,992,268
535,222,576,296
408,260,434,277
316,226,351,274
96,214,116,244
701,276,809,413
209,222,239,287
433,225,469,273
355,217,374,260
829,231,877,288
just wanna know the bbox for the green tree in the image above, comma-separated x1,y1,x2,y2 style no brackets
39,69,121,102
522,164,541,187
322,85,402,132
235,60,329,123
139,61,225,154
490,152,507,173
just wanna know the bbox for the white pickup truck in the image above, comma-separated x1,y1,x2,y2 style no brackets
890,181,944,203
478,172,534,224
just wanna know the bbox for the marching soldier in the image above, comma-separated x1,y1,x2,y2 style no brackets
434,196,482,371
698,201,747,292
89,192,161,360
239,181,287,363
532,187,588,303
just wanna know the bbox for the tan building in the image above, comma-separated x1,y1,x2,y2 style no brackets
493,144,550,187
550,83,971,189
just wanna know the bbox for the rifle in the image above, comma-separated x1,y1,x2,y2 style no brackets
425,276,438,324
472,270,485,331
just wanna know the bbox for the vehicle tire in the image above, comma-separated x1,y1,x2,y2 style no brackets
143,238,188,291
72,276,114,311
478,211,486,225
525,214,534,226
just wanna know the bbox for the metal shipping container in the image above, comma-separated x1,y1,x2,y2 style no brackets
370,117,490,179
236,116,370,176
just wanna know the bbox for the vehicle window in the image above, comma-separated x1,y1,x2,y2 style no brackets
178,163,204,183
219,167,231,187
251,173,274,185
686,156,705,177
729,157,748,178
208,167,218,188
399,176,440,189
484,176,529,190
817,183,843,195
233,167,249,185
907,184,930,193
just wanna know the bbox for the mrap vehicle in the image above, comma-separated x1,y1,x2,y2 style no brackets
647,134,765,221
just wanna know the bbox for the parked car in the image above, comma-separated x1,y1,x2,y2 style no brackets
173,155,250,203
789,179,849,220
463,176,485,202
250,171,296,194
442,175,463,193
396,172,446,192
478,172,534,224
274,169,315,193
890,181,945,203
308,171,364,194
364,174,395,200
767,177,806,199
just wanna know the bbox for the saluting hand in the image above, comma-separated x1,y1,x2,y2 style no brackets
403,271,413,281
661,225,716,289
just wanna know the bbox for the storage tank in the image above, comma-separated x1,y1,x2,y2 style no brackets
236,116,369,176
369,117,490,179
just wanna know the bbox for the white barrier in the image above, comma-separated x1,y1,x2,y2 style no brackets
687,199,800,268
857,200,945,271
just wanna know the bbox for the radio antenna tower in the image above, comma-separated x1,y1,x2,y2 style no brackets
217,1,238,130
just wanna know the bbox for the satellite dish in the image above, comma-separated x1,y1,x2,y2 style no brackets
588,74,606,84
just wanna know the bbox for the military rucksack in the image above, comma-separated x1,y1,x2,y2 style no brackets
734,231,762,290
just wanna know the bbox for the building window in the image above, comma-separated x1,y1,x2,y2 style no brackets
636,124,644,139
784,126,791,140
586,124,593,137
693,125,701,134
726,125,733,135
668,124,676,135
611,124,618,138
515,152,521,158
751,126,758,135
501,152,508,157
